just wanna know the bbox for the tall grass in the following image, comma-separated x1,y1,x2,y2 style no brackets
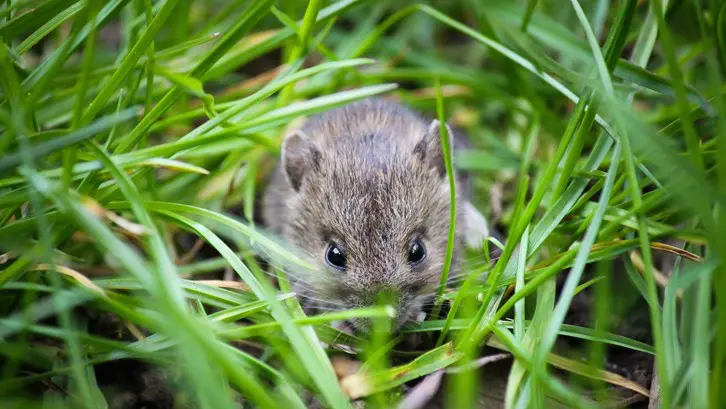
0,1,723,408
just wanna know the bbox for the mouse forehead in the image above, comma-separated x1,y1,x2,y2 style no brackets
305,147,447,245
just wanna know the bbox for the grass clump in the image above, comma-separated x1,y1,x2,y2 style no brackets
0,1,724,408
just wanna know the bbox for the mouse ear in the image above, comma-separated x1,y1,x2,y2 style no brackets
462,200,491,249
282,129,320,192
414,119,455,178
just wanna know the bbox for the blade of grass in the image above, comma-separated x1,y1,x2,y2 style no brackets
532,139,621,372
153,210,353,409
340,343,462,400
0,107,139,174
431,80,457,321
87,143,276,409
278,0,323,104
114,0,274,153
80,0,179,126
491,325,597,408
201,0,365,81
650,0,703,172
65,0,101,188
14,0,85,56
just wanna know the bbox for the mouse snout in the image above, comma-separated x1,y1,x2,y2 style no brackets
344,302,424,334
354,284,404,311
341,285,428,333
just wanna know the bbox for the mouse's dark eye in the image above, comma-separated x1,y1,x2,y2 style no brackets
408,239,426,265
325,244,347,270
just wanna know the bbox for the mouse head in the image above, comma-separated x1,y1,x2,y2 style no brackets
280,118,461,333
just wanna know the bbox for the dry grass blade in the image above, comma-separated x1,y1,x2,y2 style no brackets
31,264,105,296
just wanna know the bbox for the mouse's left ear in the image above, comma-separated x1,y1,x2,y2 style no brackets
282,129,320,192
414,119,455,178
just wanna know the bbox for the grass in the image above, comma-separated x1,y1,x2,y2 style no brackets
0,0,724,408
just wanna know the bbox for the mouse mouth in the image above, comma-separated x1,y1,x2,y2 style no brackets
326,309,430,353
331,308,428,337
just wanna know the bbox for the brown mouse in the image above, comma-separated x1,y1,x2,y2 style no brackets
261,98,489,332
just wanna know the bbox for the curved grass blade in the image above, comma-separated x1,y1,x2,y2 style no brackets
155,210,354,409
14,1,85,56
0,107,139,174
88,143,276,409
80,0,180,125
114,0,275,153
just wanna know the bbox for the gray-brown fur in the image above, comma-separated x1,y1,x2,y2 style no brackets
262,98,484,331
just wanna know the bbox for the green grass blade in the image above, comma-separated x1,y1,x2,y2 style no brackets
80,0,179,125
431,80,457,323
156,210,353,409
114,0,274,152
0,107,139,174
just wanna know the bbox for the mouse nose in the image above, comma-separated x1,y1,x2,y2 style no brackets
361,286,401,308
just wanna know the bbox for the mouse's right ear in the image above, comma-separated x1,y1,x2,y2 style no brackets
413,119,455,178
282,129,320,192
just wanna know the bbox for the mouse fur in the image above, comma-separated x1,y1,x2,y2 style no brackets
261,98,489,332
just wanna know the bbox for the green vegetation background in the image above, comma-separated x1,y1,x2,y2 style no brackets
0,0,724,408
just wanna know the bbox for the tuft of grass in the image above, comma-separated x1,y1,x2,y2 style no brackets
0,1,724,408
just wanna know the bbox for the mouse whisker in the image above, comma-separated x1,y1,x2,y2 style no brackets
250,267,340,293
306,304,343,312
295,294,347,308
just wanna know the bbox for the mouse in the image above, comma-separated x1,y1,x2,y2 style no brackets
261,98,490,333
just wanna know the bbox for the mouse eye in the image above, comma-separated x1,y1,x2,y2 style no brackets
407,239,426,265
325,244,347,270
